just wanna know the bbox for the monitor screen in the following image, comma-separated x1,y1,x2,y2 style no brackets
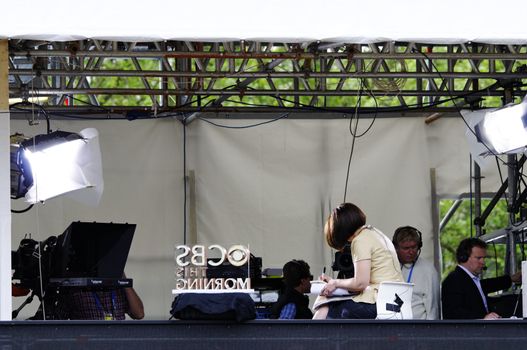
52,222,136,279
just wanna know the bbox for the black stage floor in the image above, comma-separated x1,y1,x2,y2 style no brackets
1,319,526,350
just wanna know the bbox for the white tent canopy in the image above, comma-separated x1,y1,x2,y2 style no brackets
2,0,527,44
2,1,527,320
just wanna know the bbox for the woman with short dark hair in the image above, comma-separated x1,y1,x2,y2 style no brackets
313,203,403,319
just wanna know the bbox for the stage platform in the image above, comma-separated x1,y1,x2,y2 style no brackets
1,319,527,349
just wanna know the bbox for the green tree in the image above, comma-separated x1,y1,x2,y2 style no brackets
440,198,511,280
65,44,527,109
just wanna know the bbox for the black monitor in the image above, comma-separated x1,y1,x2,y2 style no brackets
52,221,136,279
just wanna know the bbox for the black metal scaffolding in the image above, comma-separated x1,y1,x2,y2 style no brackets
7,40,527,116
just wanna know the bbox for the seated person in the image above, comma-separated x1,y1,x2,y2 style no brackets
270,259,313,319
313,203,403,319
442,237,521,319
54,274,144,320
393,226,439,319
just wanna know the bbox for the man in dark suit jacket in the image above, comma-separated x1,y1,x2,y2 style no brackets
442,237,521,319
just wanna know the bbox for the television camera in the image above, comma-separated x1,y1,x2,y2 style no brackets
331,243,355,279
11,234,62,319
11,221,136,320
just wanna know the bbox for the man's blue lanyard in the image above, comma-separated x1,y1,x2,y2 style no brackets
93,291,116,318
406,263,415,283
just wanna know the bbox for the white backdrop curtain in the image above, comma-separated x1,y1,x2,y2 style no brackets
9,114,504,319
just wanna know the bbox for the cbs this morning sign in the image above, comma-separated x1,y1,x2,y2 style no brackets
172,244,254,294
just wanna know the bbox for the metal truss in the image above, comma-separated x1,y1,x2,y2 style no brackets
7,39,527,117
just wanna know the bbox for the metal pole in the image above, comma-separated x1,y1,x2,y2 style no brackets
474,162,482,236
505,88,517,275
0,39,12,320
439,199,463,233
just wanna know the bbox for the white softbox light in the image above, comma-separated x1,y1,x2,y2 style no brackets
21,128,103,205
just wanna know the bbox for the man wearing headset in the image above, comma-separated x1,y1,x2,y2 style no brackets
393,226,440,319
442,237,521,319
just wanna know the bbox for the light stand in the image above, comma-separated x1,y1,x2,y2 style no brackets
12,291,36,319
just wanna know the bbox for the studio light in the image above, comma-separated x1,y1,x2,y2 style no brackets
10,128,103,204
474,97,527,154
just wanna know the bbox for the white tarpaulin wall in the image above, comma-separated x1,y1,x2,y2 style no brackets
10,114,504,319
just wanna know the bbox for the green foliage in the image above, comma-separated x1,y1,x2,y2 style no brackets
64,45,527,109
439,199,511,280
86,58,162,107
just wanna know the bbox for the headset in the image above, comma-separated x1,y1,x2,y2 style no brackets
283,259,312,287
392,226,423,250
456,238,486,263
457,250,469,263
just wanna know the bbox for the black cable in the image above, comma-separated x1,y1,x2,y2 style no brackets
521,230,525,263
68,95,112,112
494,156,523,228
196,113,289,129
492,242,498,278
11,79,526,122
469,153,474,237
496,157,507,206
343,80,364,203
267,81,525,115
9,95,212,121
9,102,51,134
413,49,505,163
213,98,287,109
42,83,527,121
415,49,527,256
11,204,34,214
342,123,358,204
351,83,378,138
511,175,527,227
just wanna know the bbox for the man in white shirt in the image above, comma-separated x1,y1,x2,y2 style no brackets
393,226,440,320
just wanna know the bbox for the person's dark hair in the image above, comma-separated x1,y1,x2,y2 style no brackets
282,259,312,288
392,226,423,249
456,237,487,263
325,203,366,250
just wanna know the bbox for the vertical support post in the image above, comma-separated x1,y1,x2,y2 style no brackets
0,39,12,320
522,260,527,318
503,88,517,275
188,170,197,245
160,41,168,109
474,161,482,236
506,153,517,275
415,44,423,108
430,168,441,273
